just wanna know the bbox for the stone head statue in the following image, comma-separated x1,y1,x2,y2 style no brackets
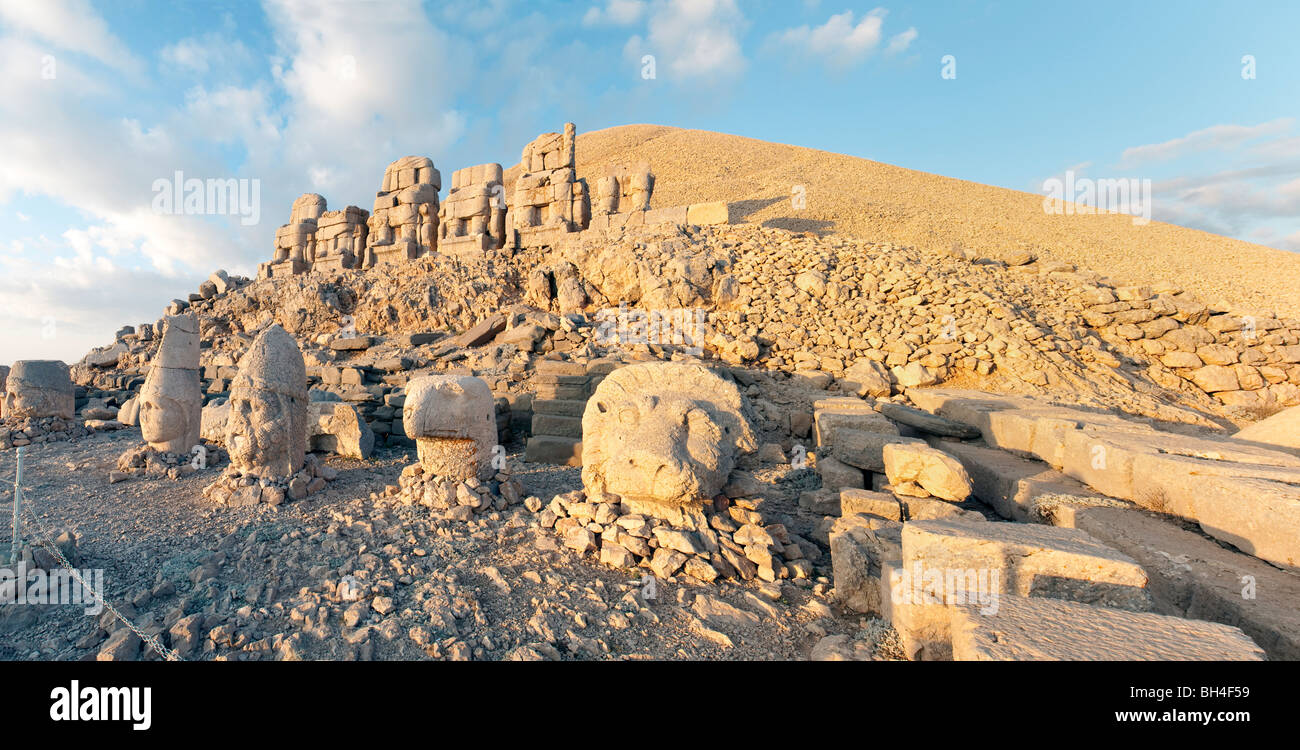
582,363,757,514
225,325,308,479
403,375,496,481
139,314,202,453
3,360,75,420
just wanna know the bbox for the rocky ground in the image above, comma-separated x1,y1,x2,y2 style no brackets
0,426,905,661
568,124,1300,320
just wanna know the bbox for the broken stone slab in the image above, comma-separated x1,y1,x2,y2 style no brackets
949,595,1264,661
813,397,897,447
685,201,730,226
891,518,1151,660
308,401,375,459
532,398,587,417
1044,503,1300,661
830,513,903,615
524,435,582,466
898,496,987,522
830,428,925,472
454,314,507,348
904,388,1156,460
1056,427,1300,568
1233,405,1300,455
907,389,1300,569
882,443,973,502
531,413,582,438
930,438,1104,523
816,455,865,491
330,336,374,351
839,488,903,520
878,401,981,439
902,519,1151,608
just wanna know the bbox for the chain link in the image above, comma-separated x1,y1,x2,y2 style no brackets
14,484,181,662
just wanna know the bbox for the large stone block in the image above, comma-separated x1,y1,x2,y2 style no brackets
933,439,1102,522
908,389,1300,569
830,514,903,615
581,362,756,517
950,595,1264,661
309,401,374,459
830,429,925,472
893,518,1151,660
882,443,973,502
524,435,582,466
813,397,897,447
4,360,75,419
403,374,496,480
686,201,729,226
1045,503,1300,660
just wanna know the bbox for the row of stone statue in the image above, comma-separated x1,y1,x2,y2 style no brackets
103,316,498,483
6,317,757,520
261,122,654,278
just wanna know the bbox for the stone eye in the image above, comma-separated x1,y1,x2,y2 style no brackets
618,407,638,426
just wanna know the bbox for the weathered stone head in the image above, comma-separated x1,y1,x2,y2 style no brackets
225,325,308,479
3,360,74,420
139,314,202,453
581,363,757,515
402,375,496,481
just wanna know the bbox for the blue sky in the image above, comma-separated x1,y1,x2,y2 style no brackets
1,0,1298,364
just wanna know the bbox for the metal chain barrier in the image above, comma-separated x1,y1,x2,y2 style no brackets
5,446,181,661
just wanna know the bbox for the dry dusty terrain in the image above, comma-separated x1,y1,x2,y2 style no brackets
0,429,903,661
508,124,1300,319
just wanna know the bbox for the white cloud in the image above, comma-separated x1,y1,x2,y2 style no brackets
772,8,898,69
1120,118,1294,166
159,33,254,76
584,0,647,27
0,0,141,73
629,0,747,80
884,27,917,56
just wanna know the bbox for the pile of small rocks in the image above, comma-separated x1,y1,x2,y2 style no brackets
532,490,819,583
202,453,337,507
113,442,228,482
0,415,93,450
377,461,527,520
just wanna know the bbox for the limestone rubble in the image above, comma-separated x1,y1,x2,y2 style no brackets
15,121,1300,663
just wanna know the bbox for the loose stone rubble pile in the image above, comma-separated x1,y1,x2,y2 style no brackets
114,442,227,482
29,120,1300,662
383,458,526,521
534,488,814,583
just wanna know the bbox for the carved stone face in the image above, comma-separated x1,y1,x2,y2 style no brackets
223,325,308,479
589,393,728,501
582,363,756,513
227,389,299,477
3,360,74,420
139,374,200,453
